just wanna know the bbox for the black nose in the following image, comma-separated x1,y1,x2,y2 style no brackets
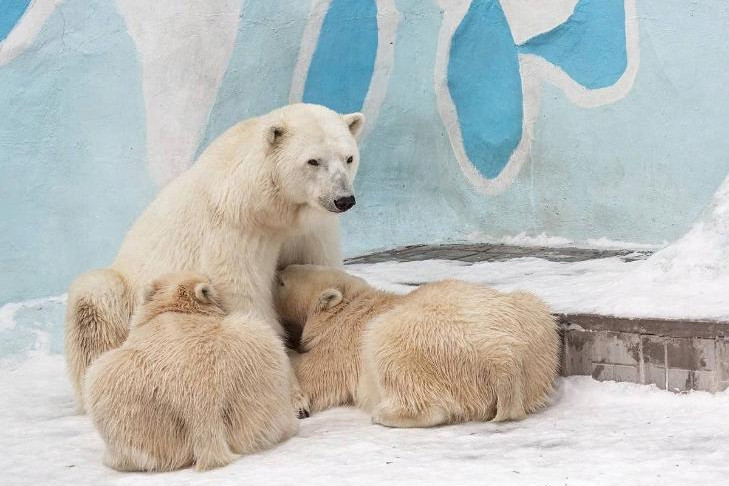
334,195,356,212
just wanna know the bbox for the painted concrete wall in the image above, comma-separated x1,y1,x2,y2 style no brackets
2,0,729,305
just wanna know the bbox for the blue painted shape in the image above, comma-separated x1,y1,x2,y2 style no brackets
518,0,627,89
302,0,378,113
0,0,31,40
0,0,154,305
448,0,523,180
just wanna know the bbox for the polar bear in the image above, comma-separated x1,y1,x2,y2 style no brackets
65,103,364,412
84,272,298,472
276,265,559,427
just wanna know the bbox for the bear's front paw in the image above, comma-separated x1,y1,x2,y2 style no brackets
293,392,311,419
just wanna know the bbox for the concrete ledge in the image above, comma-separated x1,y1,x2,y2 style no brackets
559,314,729,392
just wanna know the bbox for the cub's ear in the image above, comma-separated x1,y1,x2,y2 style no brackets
342,112,365,139
267,124,286,146
318,288,343,310
194,282,216,304
142,282,160,303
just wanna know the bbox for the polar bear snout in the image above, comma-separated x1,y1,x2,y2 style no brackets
333,195,356,212
317,169,357,213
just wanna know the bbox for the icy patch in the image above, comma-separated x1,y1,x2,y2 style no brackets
1,355,727,486
347,256,729,320
583,236,666,251
465,231,665,251
0,295,66,364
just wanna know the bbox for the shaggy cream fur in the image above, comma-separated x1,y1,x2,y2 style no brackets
65,104,364,412
84,273,298,472
276,265,559,428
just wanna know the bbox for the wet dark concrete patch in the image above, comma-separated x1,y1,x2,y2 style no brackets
345,243,652,265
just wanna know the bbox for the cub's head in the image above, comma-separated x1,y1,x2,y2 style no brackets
135,272,227,325
265,103,364,214
275,264,370,345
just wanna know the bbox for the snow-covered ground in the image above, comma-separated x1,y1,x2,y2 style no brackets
2,354,728,486
4,173,729,483
347,256,729,321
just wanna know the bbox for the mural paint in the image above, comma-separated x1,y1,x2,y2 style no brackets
518,0,628,89
435,0,639,193
445,0,523,180
0,0,66,66
197,0,312,151
2,0,729,311
301,0,378,114
0,0,32,41
289,0,399,140
0,0,154,304
115,0,242,187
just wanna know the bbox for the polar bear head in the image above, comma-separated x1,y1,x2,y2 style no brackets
263,104,365,214
275,264,370,333
133,272,228,326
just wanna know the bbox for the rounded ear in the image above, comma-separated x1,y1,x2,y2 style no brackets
267,124,286,145
318,288,343,310
342,112,365,139
194,282,216,304
142,282,160,303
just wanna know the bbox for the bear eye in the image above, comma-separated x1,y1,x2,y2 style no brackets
307,159,320,167
346,156,354,164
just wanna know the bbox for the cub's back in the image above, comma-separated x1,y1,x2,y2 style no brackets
398,279,554,335
128,310,288,380
366,279,557,362
363,279,558,417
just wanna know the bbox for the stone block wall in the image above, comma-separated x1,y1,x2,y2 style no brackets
559,315,729,392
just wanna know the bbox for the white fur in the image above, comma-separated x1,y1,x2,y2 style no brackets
277,265,559,427
65,104,364,411
84,273,298,472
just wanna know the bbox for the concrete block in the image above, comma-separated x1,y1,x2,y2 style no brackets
558,329,567,377
613,364,639,383
666,337,715,371
591,332,640,366
716,339,729,383
591,363,614,382
640,335,665,367
563,330,593,375
667,369,691,392
643,364,667,389
693,370,717,392
666,369,716,392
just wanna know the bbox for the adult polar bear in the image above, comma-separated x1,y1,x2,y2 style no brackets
65,103,364,411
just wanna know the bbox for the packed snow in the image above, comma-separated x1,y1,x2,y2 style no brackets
4,251,727,485
1,355,727,486
464,231,665,251
347,254,729,321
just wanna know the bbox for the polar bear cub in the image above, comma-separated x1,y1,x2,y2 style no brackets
276,265,559,428
84,272,298,472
